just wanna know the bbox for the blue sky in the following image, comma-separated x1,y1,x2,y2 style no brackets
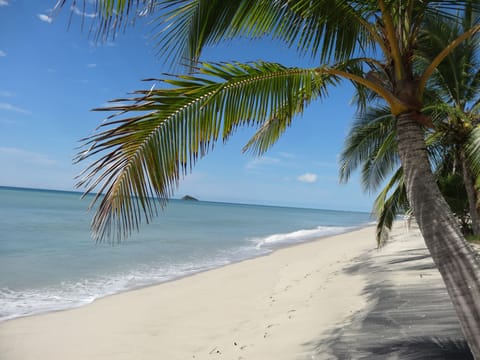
0,1,376,212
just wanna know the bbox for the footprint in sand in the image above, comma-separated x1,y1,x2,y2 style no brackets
208,347,222,355
264,323,280,338
287,309,296,319
234,342,248,351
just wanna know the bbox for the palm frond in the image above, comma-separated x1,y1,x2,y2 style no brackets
417,4,480,107
53,1,480,43
336,57,390,115
153,0,378,67
373,167,409,246
360,129,399,192
53,0,156,40
465,125,480,179
339,105,397,189
242,78,335,156
75,61,332,242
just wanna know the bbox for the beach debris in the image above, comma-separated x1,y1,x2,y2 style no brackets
208,346,221,354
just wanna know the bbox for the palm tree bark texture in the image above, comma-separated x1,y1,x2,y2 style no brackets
397,112,480,356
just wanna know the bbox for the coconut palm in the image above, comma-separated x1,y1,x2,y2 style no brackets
339,104,479,244
341,9,480,242
58,0,480,356
430,104,480,232
418,8,480,234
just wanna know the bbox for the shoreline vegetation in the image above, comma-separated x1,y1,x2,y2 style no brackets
1,222,474,359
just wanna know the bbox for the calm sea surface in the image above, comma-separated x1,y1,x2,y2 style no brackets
0,186,372,321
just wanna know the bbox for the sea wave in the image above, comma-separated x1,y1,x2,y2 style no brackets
251,225,355,248
0,258,236,322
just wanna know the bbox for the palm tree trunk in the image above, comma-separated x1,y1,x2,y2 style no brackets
396,113,480,359
460,149,480,235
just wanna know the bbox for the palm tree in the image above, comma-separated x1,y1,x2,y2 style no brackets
340,104,479,244
340,8,480,242
430,105,480,233
418,8,480,234
58,1,480,356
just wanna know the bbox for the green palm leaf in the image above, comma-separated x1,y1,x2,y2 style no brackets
75,61,334,242
373,167,408,246
154,0,378,66
154,1,478,67
243,76,337,156
417,8,480,107
465,125,480,178
339,105,398,191
53,0,156,40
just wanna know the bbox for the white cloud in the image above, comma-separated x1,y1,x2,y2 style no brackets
245,156,280,169
0,147,57,167
86,63,97,68
0,50,6,57
297,173,318,183
0,102,31,114
0,0,8,6
37,14,53,24
71,5,97,18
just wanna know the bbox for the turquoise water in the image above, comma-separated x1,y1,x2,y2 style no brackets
0,186,372,321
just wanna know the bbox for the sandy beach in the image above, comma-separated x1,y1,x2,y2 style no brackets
0,223,471,359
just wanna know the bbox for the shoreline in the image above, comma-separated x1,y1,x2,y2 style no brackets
0,223,373,324
1,225,377,359
1,222,468,359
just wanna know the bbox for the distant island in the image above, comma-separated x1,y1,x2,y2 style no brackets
181,195,199,201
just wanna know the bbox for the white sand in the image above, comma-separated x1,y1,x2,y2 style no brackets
0,227,377,360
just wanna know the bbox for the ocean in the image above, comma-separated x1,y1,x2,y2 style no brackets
0,186,372,321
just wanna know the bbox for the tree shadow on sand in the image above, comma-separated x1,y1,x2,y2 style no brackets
306,244,473,359
313,336,473,359
376,337,472,359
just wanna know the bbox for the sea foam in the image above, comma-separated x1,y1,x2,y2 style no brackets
252,225,354,248
0,249,257,322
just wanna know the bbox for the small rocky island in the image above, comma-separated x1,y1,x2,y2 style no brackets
181,195,199,201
